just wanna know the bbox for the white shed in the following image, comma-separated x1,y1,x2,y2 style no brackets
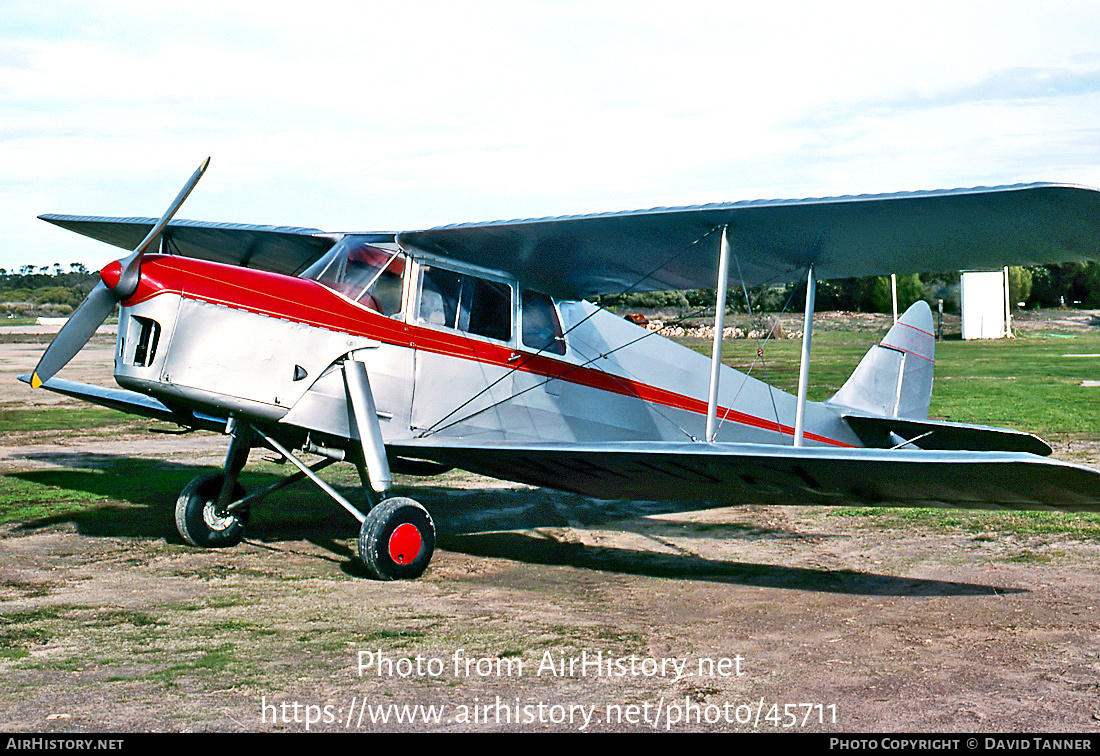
960,268,1012,340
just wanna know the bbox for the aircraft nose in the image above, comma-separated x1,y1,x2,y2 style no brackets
99,256,141,302
30,157,208,389
100,260,123,291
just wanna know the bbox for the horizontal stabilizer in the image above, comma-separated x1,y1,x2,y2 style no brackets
391,439,1100,512
841,413,1052,456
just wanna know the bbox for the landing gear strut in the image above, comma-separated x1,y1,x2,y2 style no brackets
173,358,437,580
342,357,435,579
251,426,437,580
175,417,252,548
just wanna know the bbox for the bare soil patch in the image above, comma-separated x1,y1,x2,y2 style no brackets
2,323,1100,733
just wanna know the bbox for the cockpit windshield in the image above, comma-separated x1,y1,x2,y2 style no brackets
302,236,406,316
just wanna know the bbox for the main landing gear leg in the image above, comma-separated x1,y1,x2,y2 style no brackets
344,358,434,580
175,417,253,548
173,361,435,581
246,426,435,580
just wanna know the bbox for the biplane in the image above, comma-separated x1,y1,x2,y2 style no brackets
22,159,1100,579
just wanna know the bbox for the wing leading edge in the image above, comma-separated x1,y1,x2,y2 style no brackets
390,439,1100,512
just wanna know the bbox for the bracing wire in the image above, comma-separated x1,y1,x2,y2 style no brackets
416,227,724,437
421,304,715,439
715,251,800,437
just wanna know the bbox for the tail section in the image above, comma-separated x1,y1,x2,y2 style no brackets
826,300,935,420
830,301,1052,455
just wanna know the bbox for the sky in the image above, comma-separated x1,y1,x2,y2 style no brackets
3,0,1100,273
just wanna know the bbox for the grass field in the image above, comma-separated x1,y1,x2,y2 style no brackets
678,328,1100,436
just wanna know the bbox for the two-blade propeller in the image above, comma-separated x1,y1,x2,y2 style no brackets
30,158,210,389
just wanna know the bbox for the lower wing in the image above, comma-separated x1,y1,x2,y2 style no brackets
19,375,224,431
391,438,1100,512
26,376,1099,512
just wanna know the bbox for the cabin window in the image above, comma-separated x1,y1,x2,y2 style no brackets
304,238,406,316
418,265,512,342
521,290,566,355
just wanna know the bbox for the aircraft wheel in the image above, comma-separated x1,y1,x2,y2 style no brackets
175,472,249,548
358,497,435,580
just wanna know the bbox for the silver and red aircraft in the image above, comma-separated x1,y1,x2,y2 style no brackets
23,159,1100,579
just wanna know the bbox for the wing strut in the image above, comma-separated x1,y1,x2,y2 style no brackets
705,226,732,442
793,265,816,446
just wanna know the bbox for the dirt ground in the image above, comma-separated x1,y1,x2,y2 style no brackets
2,326,1100,733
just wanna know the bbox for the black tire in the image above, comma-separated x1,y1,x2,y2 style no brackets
358,497,435,580
175,472,249,548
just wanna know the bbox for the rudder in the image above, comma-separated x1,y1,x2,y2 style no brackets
826,301,935,420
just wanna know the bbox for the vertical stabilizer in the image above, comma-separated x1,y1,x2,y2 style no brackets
826,301,935,419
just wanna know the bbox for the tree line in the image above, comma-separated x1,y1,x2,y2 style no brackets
0,263,100,315
598,263,1100,313
1,260,1098,316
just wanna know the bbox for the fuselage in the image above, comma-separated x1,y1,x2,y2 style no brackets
111,244,862,452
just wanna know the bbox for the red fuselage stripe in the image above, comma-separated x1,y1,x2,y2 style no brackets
128,255,853,447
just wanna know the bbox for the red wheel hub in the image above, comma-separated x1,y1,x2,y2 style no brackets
388,523,422,565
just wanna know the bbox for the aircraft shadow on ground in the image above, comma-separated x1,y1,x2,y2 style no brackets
8,451,1019,597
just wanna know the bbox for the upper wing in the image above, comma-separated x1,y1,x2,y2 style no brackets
44,183,1100,297
390,438,1100,512
397,183,1100,299
38,215,359,276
